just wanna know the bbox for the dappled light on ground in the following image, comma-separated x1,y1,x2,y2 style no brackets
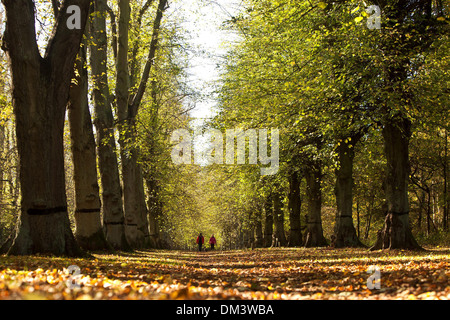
0,247,449,300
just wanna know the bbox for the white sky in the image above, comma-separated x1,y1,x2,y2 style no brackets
168,0,243,120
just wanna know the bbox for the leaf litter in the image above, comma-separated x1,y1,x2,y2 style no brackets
0,247,448,300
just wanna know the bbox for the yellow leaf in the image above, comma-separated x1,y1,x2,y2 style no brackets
351,6,360,14
354,16,364,23
318,2,327,10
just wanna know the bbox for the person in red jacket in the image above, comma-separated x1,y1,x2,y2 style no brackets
196,233,204,251
209,235,216,250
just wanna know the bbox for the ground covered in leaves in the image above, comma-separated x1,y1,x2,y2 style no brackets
0,247,449,300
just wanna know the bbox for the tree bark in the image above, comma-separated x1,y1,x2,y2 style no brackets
272,190,287,246
90,0,130,251
333,136,365,248
371,118,422,250
254,207,264,248
287,170,302,246
0,124,4,203
115,0,167,248
68,45,111,251
304,162,328,247
263,196,273,247
1,0,90,256
146,176,162,249
443,129,448,231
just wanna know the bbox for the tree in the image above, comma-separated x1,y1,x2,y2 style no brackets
68,43,111,251
369,0,447,250
287,168,302,246
272,188,287,246
333,131,366,248
303,156,328,247
89,0,130,251
115,0,167,248
1,0,91,256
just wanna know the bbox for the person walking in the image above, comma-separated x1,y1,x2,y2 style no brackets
196,233,204,251
209,235,216,250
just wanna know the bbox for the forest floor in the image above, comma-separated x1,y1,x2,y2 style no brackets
0,246,449,300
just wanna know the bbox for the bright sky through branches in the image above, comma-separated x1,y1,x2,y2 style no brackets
169,0,243,120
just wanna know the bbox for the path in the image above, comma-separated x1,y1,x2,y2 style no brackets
0,247,449,300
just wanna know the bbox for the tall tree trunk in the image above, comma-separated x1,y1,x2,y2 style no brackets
1,0,91,256
356,200,360,239
371,118,422,250
272,190,287,246
115,0,167,248
333,136,364,247
90,0,130,251
0,124,4,203
68,45,111,251
364,195,374,240
254,207,264,248
263,196,273,247
304,162,328,247
443,129,448,231
417,190,425,231
146,176,162,249
288,170,302,246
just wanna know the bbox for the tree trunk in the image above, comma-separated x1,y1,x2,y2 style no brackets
272,190,287,246
371,118,422,250
68,45,111,251
263,196,273,247
333,137,364,247
288,170,302,246
254,208,264,248
115,0,168,248
146,176,162,249
356,200,360,239
2,0,91,256
443,129,448,231
417,190,425,231
90,0,130,251
304,162,328,247
0,124,4,203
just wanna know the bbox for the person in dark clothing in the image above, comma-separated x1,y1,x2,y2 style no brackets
196,233,204,251
209,235,216,250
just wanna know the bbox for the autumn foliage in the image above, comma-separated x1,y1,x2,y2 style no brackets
0,247,449,300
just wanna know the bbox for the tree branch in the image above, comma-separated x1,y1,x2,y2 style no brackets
1,0,40,63
106,4,118,60
51,0,61,17
45,0,91,72
130,0,156,88
129,0,168,118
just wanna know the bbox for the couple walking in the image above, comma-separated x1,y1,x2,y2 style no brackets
196,233,216,251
